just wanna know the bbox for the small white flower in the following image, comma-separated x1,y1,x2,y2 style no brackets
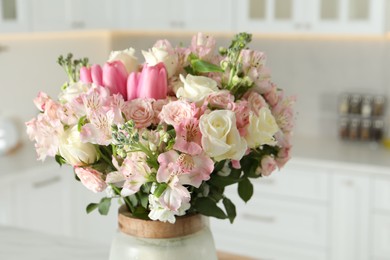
245,107,279,148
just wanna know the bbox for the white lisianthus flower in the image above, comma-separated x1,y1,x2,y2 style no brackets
142,47,178,78
58,82,89,103
58,125,98,166
108,48,139,73
199,110,247,161
245,107,279,148
177,74,219,103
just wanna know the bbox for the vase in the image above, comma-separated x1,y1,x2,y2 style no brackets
109,205,218,260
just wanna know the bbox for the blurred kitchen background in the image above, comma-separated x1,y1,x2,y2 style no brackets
1,1,390,260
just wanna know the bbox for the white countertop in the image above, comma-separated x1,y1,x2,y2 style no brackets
291,135,390,173
0,226,108,260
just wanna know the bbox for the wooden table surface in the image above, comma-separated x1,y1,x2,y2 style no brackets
218,251,255,260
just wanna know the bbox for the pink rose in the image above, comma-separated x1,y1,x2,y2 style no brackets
247,91,267,115
276,146,292,169
233,100,250,135
75,167,107,193
264,84,279,107
124,99,154,128
152,98,170,125
205,90,235,110
260,156,277,177
159,100,196,126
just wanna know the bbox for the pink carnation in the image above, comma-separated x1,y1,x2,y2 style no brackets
233,100,250,136
159,100,197,126
74,167,107,193
247,91,267,115
260,156,277,177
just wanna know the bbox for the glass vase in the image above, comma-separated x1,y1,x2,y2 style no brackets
109,205,218,260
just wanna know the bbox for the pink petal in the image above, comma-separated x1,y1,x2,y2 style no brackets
91,65,103,86
80,67,92,84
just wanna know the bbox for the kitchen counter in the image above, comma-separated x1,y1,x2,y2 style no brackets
291,135,390,174
0,226,255,260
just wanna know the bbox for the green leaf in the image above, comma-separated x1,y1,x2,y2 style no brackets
238,178,254,203
86,203,98,214
132,207,150,220
223,197,237,224
154,183,168,198
191,59,224,73
98,197,112,215
209,174,240,188
194,197,227,219
77,116,87,131
55,154,66,166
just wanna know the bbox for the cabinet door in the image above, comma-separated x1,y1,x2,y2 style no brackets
236,0,303,33
13,165,73,237
0,0,30,32
0,184,13,225
183,0,233,32
311,0,385,34
330,173,370,260
31,0,68,31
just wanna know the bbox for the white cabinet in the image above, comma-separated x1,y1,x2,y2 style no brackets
329,173,370,260
0,0,30,32
236,0,385,34
211,160,329,259
11,165,74,237
31,0,114,31
212,159,390,259
119,0,232,32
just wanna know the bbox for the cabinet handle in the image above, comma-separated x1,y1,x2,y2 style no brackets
0,45,8,53
33,176,61,189
344,180,354,187
242,213,276,223
71,21,85,29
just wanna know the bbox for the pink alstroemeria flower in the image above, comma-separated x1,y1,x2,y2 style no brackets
173,118,202,155
106,153,152,196
127,63,168,101
157,150,214,188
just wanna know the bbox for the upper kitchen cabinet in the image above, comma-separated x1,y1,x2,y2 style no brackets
31,0,114,31
236,0,385,34
0,0,30,32
118,0,233,32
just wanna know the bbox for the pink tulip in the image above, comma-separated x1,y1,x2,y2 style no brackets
80,67,92,84
137,63,168,100
103,61,128,99
127,71,140,101
91,64,103,86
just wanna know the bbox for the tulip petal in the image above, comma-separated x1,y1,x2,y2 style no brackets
80,67,92,84
126,72,140,101
91,65,103,86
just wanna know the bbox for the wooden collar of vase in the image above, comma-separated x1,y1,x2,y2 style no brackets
117,205,206,239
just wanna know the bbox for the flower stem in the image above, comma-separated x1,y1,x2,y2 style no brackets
111,185,135,213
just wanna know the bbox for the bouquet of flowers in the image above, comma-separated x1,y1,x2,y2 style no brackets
26,33,294,224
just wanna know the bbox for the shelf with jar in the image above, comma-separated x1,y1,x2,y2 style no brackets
338,93,386,142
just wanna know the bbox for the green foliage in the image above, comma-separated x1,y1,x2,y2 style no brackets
238,178,254,203
55,154,66,166
185,53,224,75
194,197,227,219
86,197,112,215
57,53,89,85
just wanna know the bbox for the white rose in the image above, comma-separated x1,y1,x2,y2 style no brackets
199,110,247,161
142,47,178,78
108,48,139,73
59,125,98,166
58,82,89,103
177,74,219,103
245,107,279,148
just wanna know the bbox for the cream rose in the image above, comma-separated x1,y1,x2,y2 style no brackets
245,107,279,148
59,125,98,166
142,45,178,78
58,82,89,103
177,74,219,103
108,48,139,74
199,110,247,161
